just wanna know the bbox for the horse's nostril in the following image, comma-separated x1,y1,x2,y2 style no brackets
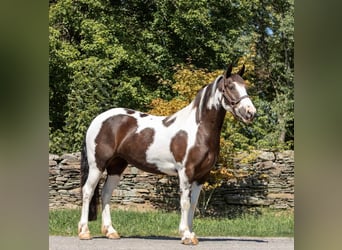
245,105,256,120
247,110,255,120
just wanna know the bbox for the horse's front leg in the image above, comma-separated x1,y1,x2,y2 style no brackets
188,182,202,234
178,169,199,245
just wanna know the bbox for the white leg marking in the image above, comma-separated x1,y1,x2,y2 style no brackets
188,182,202,232
78,166,102,239
178,169,199,245
101,175,121,239
178,168,191,234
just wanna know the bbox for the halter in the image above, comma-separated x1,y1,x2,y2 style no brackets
221,76,249,109
222,92,249,107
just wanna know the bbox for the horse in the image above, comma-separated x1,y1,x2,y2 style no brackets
78,64,256,245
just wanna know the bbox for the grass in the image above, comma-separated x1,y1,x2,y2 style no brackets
49,208,293,238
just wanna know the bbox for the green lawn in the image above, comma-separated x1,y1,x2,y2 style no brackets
49,208,293,237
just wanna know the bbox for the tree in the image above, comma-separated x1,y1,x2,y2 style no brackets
49,0,294,153
250,0,294,148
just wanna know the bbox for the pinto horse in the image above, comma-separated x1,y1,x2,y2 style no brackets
78,64,256,244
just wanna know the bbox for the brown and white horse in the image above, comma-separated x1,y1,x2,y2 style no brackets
78,64,256,245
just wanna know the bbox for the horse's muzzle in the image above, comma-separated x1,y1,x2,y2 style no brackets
246,108,255,121
238,105,256,123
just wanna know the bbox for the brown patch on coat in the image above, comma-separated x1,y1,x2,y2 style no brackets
106,157,128,176
192,84,215,124
163,116,176,127
94,114,163,175
118,127,163,174
203,84,213,104
185,74,248,184
221,74,247,105
125,108,135,114
185,127,217,185
185,99,227,184
192,87,204,124
95,115,137,172
192,87,204,109
170,130,188,163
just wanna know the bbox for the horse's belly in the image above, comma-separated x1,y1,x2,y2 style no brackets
150,160,178,176
145,146,179,176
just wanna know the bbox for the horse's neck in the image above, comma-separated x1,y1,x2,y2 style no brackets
198,104,226,135
165,77,226,133
194,81,226,132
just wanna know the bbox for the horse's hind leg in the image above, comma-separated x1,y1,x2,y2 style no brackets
101,157,127,239
78,166,102,240
101,175,121,239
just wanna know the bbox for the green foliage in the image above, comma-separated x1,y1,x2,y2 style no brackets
150,65,221,115
250,0,294,147
49,0,294,154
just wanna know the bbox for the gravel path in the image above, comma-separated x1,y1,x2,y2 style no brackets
49,236,294,250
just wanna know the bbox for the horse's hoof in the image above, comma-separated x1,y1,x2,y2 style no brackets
181,237,192,245
107,232,120,239
102,225,120,239
191,236,199,245
78,232,92,240
78,224,92,240
181,236,199,245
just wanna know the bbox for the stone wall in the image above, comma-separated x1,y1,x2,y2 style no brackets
49,150,294,213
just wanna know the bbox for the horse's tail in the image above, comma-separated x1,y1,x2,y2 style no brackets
81,138,100,221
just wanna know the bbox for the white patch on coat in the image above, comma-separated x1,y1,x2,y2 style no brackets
132,103,199,175
197,85,207,120
207,76,223,110
233,81,248,97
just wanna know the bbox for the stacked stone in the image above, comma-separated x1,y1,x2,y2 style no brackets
48,150,294,211
49,153,82,209
267,151,294,209
111,168,161,207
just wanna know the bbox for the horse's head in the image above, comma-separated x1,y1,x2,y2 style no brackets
219,64,256,123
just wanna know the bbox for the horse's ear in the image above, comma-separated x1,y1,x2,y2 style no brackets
224,63,233,78
237,64,245,77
